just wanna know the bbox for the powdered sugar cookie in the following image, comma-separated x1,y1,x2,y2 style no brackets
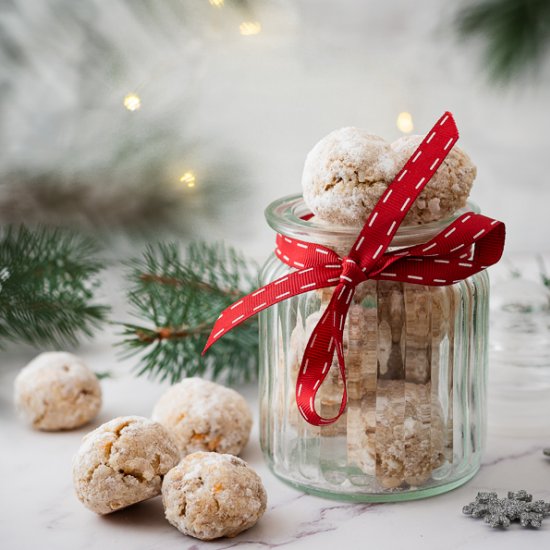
392,135,476,224
302,128,476,227
162,452,267,540
152,378,252,457
302,127,398,226
14,352,101,431
72,416,180,515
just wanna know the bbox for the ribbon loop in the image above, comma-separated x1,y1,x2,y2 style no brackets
295,281,352,425
204,111,506,427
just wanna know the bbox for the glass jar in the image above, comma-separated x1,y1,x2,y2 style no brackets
488,278,550,438
259,194,490,502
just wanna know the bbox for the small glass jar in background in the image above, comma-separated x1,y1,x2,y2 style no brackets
259,194,490,502
488,276,550,438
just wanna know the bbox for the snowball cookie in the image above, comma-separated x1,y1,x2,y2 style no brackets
14,351,102,431
152,378,252,457
302,128,476,226
72,416,180,515
162,452,267,540
392,135,476,225
302,127,399,226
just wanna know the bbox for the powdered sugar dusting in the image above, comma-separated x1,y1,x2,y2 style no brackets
302,127,476,226
162,451,267,540
14,352,102,431
152,378,253,457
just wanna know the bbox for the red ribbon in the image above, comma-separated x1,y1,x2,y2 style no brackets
203,112,505,426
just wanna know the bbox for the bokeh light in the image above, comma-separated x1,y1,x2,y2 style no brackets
123,93,141,112
239,21,261,36
179,171,196,188
396,111,414,133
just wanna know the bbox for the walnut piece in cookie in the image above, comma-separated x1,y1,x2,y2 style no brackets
152,377,252,457
72,416,180,515
14,351,102,431
162,452,267,541
392,135,476,225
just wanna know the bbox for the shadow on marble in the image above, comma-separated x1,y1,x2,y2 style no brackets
100,496,170,531
99,495,273,548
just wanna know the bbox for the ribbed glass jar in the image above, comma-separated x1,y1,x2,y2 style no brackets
259,194,489,502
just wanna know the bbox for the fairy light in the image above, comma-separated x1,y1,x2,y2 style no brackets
396,112,414,133
209,0,224,6
123,93,141,112
239,21,262,35
179,171,196,188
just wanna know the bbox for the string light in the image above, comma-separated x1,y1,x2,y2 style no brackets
123,93,141,112
239,21,262,35
208,0,224,6
179,171,196,188
396,112,414,133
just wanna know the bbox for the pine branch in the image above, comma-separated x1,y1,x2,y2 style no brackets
0,226,108,347
455,0,550,83
0,0,255,235
120,241,259,384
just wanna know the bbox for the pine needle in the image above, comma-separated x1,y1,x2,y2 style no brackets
0,226,108,347
455,0,550,83
120,241,259,384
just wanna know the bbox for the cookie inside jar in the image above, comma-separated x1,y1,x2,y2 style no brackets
287,274,455,490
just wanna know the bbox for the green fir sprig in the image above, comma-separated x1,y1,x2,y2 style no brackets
456,0,550,83
120,241,259,384
0,226,108,347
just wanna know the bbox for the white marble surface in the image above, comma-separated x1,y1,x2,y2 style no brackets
1,333,549,550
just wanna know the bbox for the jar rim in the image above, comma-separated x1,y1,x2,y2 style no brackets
265,193,480,247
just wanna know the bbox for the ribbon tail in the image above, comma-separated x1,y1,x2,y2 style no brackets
202,264,345,353
350,111,460,273
295,283,354,426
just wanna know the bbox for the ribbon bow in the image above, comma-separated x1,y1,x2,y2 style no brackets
204,112,505,426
